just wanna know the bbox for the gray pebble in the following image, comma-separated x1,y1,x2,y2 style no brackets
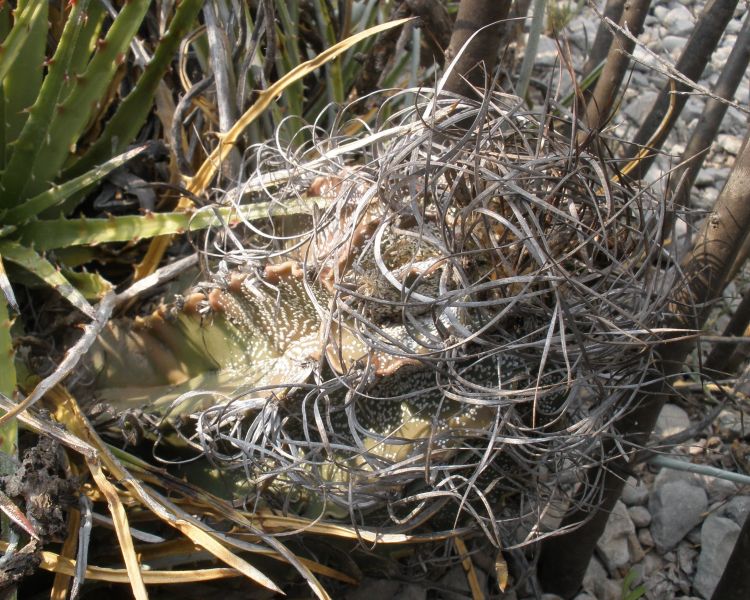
628,505,652,528
438,565,488,600
663,6,694,36
699,475,738,503
654,403,691,439
687,525,703,545
652,464,700,490
717,134,743,155
677,541,698,576
649,480,708,552
622,476,649,506
638,527,654,548
346,578,400,600
661,35,686,55
694,516,741,599
721,495,750,526
597,501,636,574
716,408,745,440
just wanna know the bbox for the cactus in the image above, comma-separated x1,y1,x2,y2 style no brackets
82,86,672,543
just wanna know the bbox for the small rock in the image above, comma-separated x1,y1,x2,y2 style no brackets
677,541,698,576
649,480,708,552
597,501,636,574
687,525,703,545
654,403,691,439
661,35,686,56
681,96,704,123
573,594,596,600
438,565,489,600
644,570,676,600
566,16,598,49
641,552,663,576
638,527,654,548
727,16,743,34
624,91,657,124
694,167,729,187
717,134,743,155
541,595,564,600
628,506,652,528
653,5,668,21
712,46,734,72
716,408,745,440
596,577,622,600
628,532,645,563
663,5,694,36
399,583,427,600
535,36,559,67
721,495,750,526
652,464,700,489
695,187,719,211
582,556,607,596
698,475,738,503
694,516,741,599
622,477,649,506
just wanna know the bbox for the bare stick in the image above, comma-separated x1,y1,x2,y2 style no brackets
582,0,650,133
443,0,512,98
624,0,738,179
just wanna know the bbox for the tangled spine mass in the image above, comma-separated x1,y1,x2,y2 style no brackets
91,89,676,546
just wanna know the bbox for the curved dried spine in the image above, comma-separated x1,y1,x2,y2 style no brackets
89,87,676,547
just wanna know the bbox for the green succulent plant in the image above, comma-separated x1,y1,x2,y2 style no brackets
0,2,203,551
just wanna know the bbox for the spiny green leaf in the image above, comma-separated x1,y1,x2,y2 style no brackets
3,144,148,224
62,0,106,101
68,0,204,179
0,255,17,313
21,0,151,200
0,295,17,465
0,4,10,169
16,202,313,251
0,0,92,208
3,0,47,149
0,240,95,318
60,268,112,301
0,1,46,85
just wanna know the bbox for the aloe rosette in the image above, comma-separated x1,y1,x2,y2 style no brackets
0,0,204,317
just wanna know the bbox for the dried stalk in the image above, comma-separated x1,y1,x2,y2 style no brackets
582,0,650,133
623,0,738,179
443,0,512,97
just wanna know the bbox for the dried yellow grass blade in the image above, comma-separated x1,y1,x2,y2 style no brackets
186,17,411,196
46,386,282,595
168,519,282,593
87,459,149,600
51,507,81,600
495,550,509,592
134,17,412,281
0,540,241,584
252,510,457,544
136,539,358,585
454,537,485,600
